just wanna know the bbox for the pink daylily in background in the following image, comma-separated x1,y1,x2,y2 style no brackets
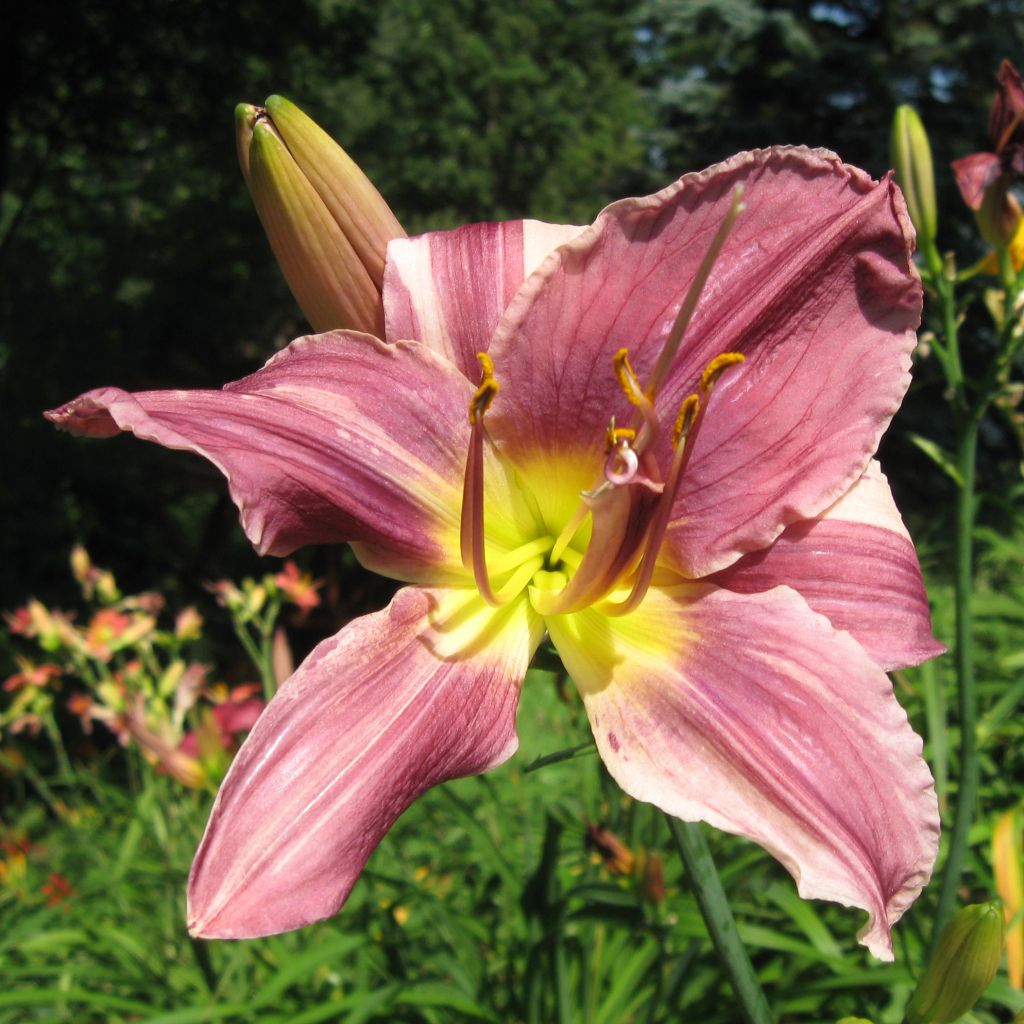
48,146,943,959
178,697,266,760
952,59,1024,210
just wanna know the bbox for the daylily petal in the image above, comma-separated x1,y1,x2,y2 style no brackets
548,584,939,961
47,332,476,581
188,585,543,938
951,151,1003,210
383,219,583,379
707,461,945,670
488,147,921,578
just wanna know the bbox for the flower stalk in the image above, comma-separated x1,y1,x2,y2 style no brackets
898,90,1024,946
667,816,774,1024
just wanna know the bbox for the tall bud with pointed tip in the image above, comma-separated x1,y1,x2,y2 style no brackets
891,105,938,250
236,97,405,335
906,901,1005,1024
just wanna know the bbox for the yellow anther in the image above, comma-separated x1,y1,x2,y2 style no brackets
613,348,649,406
605,423,637,451
700,352,745,392
469,351,499,425
673,394,700,447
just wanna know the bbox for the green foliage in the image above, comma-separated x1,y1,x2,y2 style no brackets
1,535,1023,1021
311,0,649,228
637,0,1023,183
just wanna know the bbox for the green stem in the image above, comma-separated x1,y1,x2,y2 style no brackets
187,936,219,994
919,659,948,810
930,414,979,944
230,618,276,701
666,816,773,1024
44,713,76,781
997,243,1015,294
936,279,964,403
14,757,64,816
257,598,282,699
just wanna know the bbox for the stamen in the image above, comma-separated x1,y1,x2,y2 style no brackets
557,546,583,570
549,503,589,567
493,556,547,604
672,394,700,448
532,481,650,616
700,352,745,392
613,348,659,442
605,352,745,617
606,422,636,448
460,352,503,606
488,536,553,576
613,349,650,406
469,352,499,425
645,187,745,399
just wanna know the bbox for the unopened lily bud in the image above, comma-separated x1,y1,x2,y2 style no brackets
235,97,405,335
891,105,938,249
976,176,1023,248
70,545,91,587
94,569,120,605
906,901,1005,1024
175,606,203,642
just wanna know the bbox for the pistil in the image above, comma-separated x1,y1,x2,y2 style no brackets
644,186,745,400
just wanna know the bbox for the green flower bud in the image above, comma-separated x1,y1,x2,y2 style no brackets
235,97,406,335
906,901,1005,1024
891,105,938,250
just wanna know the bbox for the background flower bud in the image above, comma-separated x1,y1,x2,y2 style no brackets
891,105,938,249
906,901,1005,1024
976,177,1023,248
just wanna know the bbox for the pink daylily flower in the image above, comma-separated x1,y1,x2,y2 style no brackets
47,147,942,959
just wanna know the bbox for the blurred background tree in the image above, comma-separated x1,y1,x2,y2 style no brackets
2,0,1022,622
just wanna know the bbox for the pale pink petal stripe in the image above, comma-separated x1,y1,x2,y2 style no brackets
487,148,921,578
707,461,945,670
383,219,583,378
188,586,543,938
548,584,939,960
47,332,473,582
